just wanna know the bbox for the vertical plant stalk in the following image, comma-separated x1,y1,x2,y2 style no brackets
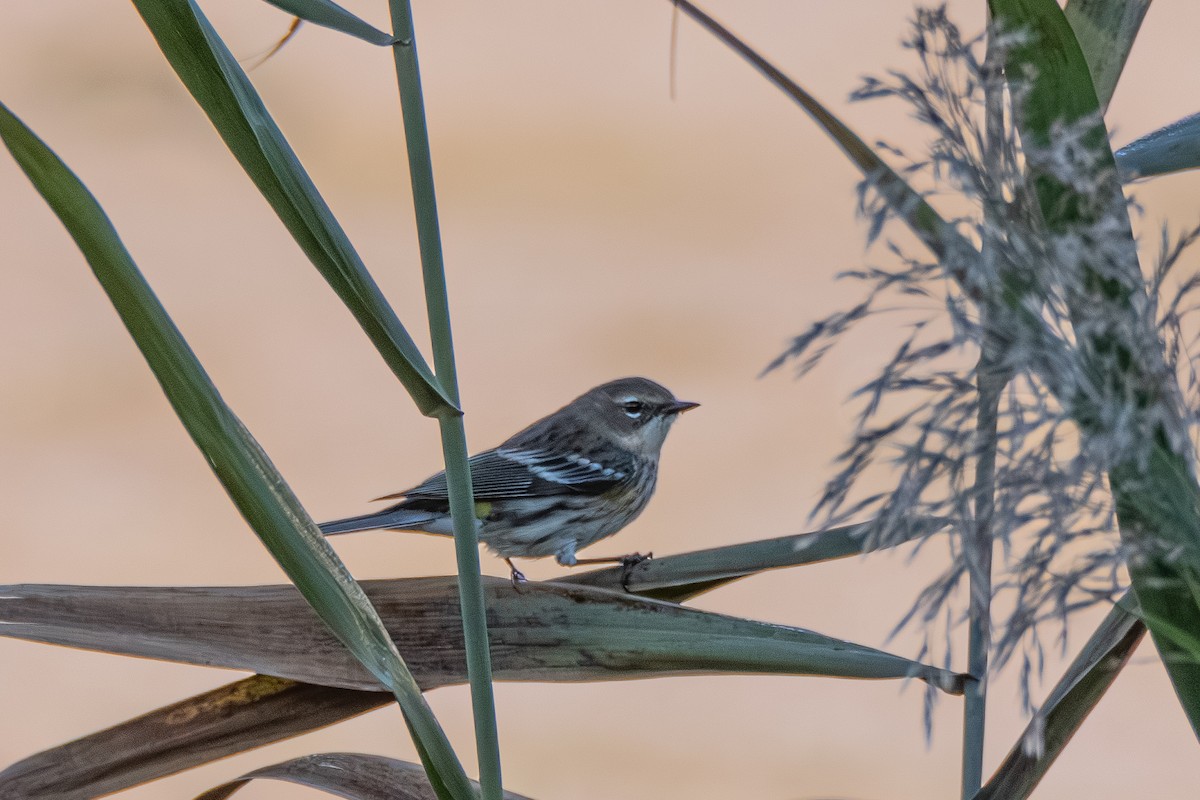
962,29,1008,799
963,342,1002,798
387,2,503,798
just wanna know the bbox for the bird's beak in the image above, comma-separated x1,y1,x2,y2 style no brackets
664,400,700,415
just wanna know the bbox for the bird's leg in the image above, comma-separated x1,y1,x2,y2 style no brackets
571,552,653,567
570,552,653,592
505,558,528,590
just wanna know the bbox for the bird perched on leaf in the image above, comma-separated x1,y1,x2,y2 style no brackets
320,377,698,583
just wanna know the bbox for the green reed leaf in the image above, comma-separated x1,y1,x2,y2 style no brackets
0,101,473,800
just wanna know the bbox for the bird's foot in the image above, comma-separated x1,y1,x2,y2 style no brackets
505,558,528,591
618,552,653,568
568,552,652,591
618,552,652,592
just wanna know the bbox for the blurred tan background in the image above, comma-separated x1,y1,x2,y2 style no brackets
4,1,1200,798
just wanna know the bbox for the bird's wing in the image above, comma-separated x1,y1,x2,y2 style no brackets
381,447,633,501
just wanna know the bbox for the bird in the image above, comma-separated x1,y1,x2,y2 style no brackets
319,377,698,583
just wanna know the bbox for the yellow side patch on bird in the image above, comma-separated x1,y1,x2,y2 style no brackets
474,500,493,519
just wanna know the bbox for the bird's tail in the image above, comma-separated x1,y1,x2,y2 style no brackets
318,507,445,536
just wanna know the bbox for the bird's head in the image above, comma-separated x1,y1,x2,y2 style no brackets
580,377,699,454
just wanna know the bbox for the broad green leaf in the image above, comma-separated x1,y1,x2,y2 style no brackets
0,102,472,799
975,602,1145,799
1062,0,1151,111
564,518,947,601
194,753,534,800
130,0,455,417
990,0,1200,739
260,0,393,46
671,0,978,267
0,676,390,800
0,579,965,693
1115,112,1200,181
988,0,1130,234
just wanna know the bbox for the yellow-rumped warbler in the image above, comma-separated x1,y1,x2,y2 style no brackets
320,377,697,582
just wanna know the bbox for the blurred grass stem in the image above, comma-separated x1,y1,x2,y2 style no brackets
963,340,1002,798
962,26,1008,798
388,1,502,797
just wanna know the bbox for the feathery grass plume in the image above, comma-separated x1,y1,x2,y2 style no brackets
769,6,1200,713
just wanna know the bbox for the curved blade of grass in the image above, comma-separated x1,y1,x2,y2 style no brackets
0,676,390,800
129,0,455,417
258,0,393,46
1063,0,1151,112
195,753,535,800
562,518,948,602
670,0,978,270
0,103,472,799
974,601,1145,800
1114,112,1200,181
990,0,1200,739
0,579,964,693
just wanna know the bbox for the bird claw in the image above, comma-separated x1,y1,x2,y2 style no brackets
619,552,652,592
506,558,527,592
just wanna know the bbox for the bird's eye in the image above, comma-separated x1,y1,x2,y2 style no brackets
621,399,644,418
